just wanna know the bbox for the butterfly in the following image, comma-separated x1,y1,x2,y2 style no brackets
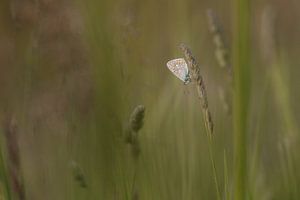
166,58,191,84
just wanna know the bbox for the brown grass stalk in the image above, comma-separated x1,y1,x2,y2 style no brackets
179,43,221,200
206,9,231,76
125,105,145,200
3,116,25,200
179,44,213,136
207,9,232,115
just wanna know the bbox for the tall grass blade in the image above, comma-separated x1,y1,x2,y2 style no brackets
232,0,251,199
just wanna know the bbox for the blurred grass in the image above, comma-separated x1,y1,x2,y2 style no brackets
0,0,300,199
232,0,251,199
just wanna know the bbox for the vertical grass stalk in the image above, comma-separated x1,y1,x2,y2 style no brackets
180,44,221,200
125,105,145,200
232,0,251,199
3,116,25,200
0,128,12,200
261,7,299,198
206,9,231,76
224,150,230,200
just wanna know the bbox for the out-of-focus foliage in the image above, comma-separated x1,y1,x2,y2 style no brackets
0,0,300,199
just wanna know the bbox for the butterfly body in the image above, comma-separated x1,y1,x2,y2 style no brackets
166,58,191,84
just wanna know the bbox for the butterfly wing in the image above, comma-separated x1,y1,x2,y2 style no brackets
166,58,189,83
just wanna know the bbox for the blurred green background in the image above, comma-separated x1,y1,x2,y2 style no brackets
0,0,300,199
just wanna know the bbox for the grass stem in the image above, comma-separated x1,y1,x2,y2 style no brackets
180,44,221,200
232,0,251,199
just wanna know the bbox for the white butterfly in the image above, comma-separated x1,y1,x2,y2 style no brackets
166,58,191,84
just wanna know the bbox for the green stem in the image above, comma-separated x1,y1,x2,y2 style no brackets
207,135,222,200
224,150,229,200
233,0,251,199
